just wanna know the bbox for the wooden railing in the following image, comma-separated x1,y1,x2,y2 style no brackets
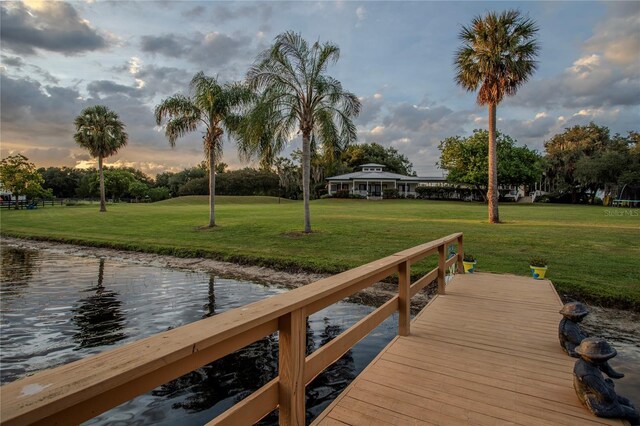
0,233,464,426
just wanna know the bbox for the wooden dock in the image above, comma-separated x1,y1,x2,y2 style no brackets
313,272,625,426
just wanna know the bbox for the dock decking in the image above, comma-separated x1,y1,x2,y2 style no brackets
313,272,625,426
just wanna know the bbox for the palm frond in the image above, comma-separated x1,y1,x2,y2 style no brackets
453,9,539,105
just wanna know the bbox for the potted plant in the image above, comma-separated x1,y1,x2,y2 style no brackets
529,257,548,280
463,253,477,273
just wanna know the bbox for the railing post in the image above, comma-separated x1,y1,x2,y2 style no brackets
398,260,411,336
456,234,464,274
278,308,306,426
438,244,446,295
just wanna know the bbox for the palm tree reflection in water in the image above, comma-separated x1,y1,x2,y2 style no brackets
154,277,357,425
72,259,127,349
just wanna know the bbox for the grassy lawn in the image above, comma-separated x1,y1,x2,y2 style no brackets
1,196,639,310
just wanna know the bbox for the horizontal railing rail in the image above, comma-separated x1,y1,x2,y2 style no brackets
0,233,464,426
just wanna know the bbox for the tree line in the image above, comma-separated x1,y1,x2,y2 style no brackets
0,141,413,205
437,123,639,205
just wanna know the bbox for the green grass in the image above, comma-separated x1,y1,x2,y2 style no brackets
2,196,639,310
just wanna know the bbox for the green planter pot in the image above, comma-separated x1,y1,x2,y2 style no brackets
530,265,548,280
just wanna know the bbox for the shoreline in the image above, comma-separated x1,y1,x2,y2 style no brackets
1,236,436,314
2,236,638,339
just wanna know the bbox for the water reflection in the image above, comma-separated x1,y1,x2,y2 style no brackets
0,247,38,289
72,259,127,349
1,246,393,425
203,275,216,319
305,318,356,423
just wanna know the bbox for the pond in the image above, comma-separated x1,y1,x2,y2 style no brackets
0,246,398,424
1,245,638,425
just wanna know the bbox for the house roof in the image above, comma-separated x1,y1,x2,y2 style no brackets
326,170,445,182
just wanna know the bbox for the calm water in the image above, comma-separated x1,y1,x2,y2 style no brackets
0,246,397,424
1,246,638,425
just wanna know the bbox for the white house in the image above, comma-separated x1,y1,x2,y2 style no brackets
326,163,446,198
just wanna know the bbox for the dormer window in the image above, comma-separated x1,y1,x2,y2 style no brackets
360,164,384,172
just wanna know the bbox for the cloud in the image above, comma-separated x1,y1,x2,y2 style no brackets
213,3,272,22
1,54,25,68
511,53,640,110
584,2,640,70
139,31,253,68
356,93,384,124
356,6,366,22
382,103,454,133
0,72,241,176
87,80,139,98
507,3,640,112
181,5,205,19
0,1,108,55
355,99,470,174
111,59,193,99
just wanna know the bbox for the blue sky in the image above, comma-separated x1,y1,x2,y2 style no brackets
1,1,638,176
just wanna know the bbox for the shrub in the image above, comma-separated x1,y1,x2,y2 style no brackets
463,253,476,262
334,189,351,198
147,187,171,202
382,188,399,199
415,186,430,199
320,194,332,199
529,257,548,267
349,193,366,199
405,194,416,199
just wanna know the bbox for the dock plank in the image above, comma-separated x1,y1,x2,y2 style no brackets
313,273,626,426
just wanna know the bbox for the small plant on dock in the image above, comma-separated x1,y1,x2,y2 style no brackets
529,257,547,267
463,253,476,262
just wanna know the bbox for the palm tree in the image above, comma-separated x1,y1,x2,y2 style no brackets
74,105,128,212
155,72,251,227
454,10,539,223
241,31,360,233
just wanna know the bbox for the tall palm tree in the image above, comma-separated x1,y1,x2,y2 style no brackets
454,10,539,223
241,31,360,233
74,105,128,212
155,72,251,227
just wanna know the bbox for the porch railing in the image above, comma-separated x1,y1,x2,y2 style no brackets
0,233,464,426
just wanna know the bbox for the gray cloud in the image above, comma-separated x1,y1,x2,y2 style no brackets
506,3,640,112
0,2,107,55
213,3,273,22
181,5,206,19
139,31,253,68
356,100,470,174
140,34,186,58
1,54,25,68
356,94,384,125
383,103,454,133
87,80,140,98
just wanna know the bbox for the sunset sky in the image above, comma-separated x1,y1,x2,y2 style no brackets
1,1,639,177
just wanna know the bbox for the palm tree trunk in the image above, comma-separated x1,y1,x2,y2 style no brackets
208,147,216,227
487,103,499,223
98,155,107,212
302,131,312,233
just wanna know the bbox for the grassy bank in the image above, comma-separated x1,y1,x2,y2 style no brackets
1,196,638,310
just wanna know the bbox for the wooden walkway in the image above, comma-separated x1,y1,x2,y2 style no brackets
313,272,626,426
